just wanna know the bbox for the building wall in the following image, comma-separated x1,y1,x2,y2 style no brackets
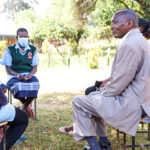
0,37,16,46
0,36,16,58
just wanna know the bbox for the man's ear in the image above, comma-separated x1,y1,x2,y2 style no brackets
16,36,18,40
128,20,133,29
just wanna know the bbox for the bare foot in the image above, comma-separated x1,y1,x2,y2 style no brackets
59,125,73,135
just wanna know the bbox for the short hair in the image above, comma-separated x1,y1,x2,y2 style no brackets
16,28,28,36
138,18,150,33
115,9,138,27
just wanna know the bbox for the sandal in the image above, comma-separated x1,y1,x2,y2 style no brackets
20,135,27,140
15,134,27,145
59,125,73,135
26,106,34,119
18,105,34,119
15,139,23,145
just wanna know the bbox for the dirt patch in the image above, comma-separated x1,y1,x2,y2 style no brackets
38,101,71,109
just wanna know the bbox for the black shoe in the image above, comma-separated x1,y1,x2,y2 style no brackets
83,142,111,150
99,142,111,150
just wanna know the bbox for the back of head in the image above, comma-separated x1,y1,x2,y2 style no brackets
138,18,150,33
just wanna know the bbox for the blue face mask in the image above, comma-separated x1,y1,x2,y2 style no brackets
18,37,28,47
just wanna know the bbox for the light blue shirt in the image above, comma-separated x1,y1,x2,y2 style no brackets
0,103,16,122
0,43,39,80
0,80,3,85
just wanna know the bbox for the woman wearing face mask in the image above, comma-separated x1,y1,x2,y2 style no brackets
0,28,40,117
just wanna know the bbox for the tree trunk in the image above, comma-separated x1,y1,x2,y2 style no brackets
68,48,71,67
48,48,50,67
63,48,65,64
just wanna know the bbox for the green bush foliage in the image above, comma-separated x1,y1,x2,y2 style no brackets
86,47,101,69
15,1,84,54
41,39,51,54
14,0,150,59
0,40,7,58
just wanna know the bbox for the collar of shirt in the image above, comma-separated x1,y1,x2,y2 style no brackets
15,42,31,55
119,28,140,46
123,28,139,39
15,42,31,51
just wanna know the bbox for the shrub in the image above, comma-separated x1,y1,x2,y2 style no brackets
41,39,51,54
0,40,7,58
86,47,101,69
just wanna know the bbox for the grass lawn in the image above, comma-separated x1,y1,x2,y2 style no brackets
12,91,150,150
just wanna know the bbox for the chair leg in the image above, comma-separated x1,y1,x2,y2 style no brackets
8,90,9,102
3,125,7,150
29,98,37,119
148,124,150,141
132,136,135,150
8,90,10,103
117,129,120,140
8,90,12,104
124,133,126,149
10,92,12,104
34,98,37,120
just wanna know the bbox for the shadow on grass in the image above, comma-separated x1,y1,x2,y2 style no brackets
12,91,150,150
38,91,84,109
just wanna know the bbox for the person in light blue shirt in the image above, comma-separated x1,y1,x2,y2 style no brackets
0,86,28,150
0,28,40,117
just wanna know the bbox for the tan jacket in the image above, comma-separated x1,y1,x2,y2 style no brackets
91,28,150,136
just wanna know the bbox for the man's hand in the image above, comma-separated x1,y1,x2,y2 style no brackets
91,115,99,119
143,30,150,39
2,88,7,94
24,74,32,80
17,74,25,80
143,25,150,39
99,78,110,88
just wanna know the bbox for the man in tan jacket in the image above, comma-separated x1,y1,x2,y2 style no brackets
72,9,150,150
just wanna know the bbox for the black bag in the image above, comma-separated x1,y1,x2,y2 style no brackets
95,80,102,88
